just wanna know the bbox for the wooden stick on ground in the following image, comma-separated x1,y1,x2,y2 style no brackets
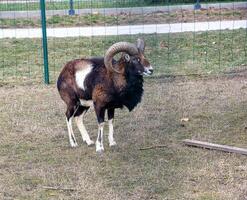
139,145,167,151
183,139,247,156
43,186,77,191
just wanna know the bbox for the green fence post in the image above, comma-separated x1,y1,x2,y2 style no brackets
40,0,49,84
69,0,75,15
194,0,201,10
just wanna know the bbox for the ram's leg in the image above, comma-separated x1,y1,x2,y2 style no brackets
65,106,78,148
107,108,116,147
96,123,105,153
74,106,94,146
94,105,105,153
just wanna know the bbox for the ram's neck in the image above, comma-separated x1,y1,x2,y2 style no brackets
110,72,126,93
121,72,144,111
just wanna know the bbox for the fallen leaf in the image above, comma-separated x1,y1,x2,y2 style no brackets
181,118,189,122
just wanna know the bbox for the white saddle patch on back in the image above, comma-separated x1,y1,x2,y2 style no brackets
75,64,92,90
80,99,93,107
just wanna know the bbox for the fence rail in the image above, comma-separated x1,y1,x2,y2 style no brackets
0,0,246,84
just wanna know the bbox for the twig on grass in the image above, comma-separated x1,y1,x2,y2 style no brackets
43,186,77,191
139,145,167,150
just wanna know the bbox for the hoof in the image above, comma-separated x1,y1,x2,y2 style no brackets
87,142,94,147
109,141,117,147
70,143,78,148
96,141,104,153
96,147,104,154
87,140,95,147
96,145,104,154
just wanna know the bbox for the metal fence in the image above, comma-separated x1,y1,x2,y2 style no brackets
0,0,247,84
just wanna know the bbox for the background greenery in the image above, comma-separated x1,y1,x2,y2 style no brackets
0,0,244,11
1,29,246,84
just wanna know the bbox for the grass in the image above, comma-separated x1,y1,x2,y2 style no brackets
0,29,246,84
0,74,247,199
1,8,246,28
0,0,245,11
0,17,247,200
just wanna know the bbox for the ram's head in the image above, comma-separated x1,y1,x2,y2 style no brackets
104,38,153,76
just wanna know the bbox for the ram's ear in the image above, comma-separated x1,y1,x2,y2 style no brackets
136,38,145,53
122,53,130,62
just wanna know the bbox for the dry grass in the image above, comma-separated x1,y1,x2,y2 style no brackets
0,74,247,199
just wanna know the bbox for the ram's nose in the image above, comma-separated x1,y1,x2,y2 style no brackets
149,68,153,75
144,66,154,76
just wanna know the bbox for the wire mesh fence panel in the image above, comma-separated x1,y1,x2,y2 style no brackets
0,0,246,84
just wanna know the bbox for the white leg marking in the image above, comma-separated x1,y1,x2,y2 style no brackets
66,117,78,147
96,123,104,153
75,113,94,146
108,119,117,147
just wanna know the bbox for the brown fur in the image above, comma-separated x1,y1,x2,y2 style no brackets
57,40,152,150
92,84,108,106
140,54,150,67
112,61,127,92
74,59,92,71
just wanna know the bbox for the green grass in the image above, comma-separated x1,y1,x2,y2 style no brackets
0,0,245,11
1,8,246,28
0,29,246,84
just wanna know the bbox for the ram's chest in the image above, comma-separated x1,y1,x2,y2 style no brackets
120,78,144,111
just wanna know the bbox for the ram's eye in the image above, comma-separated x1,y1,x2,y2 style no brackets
137,58,140,62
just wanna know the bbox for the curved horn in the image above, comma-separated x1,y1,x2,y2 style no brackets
136,38,145,53
104,42,138,73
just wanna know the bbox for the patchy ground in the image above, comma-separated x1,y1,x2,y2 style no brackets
1,8,246,28
0,74,247,200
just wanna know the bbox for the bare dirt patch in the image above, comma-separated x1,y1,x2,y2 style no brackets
0,75,247,199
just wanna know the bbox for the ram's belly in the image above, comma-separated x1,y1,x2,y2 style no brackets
80,99,93,107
